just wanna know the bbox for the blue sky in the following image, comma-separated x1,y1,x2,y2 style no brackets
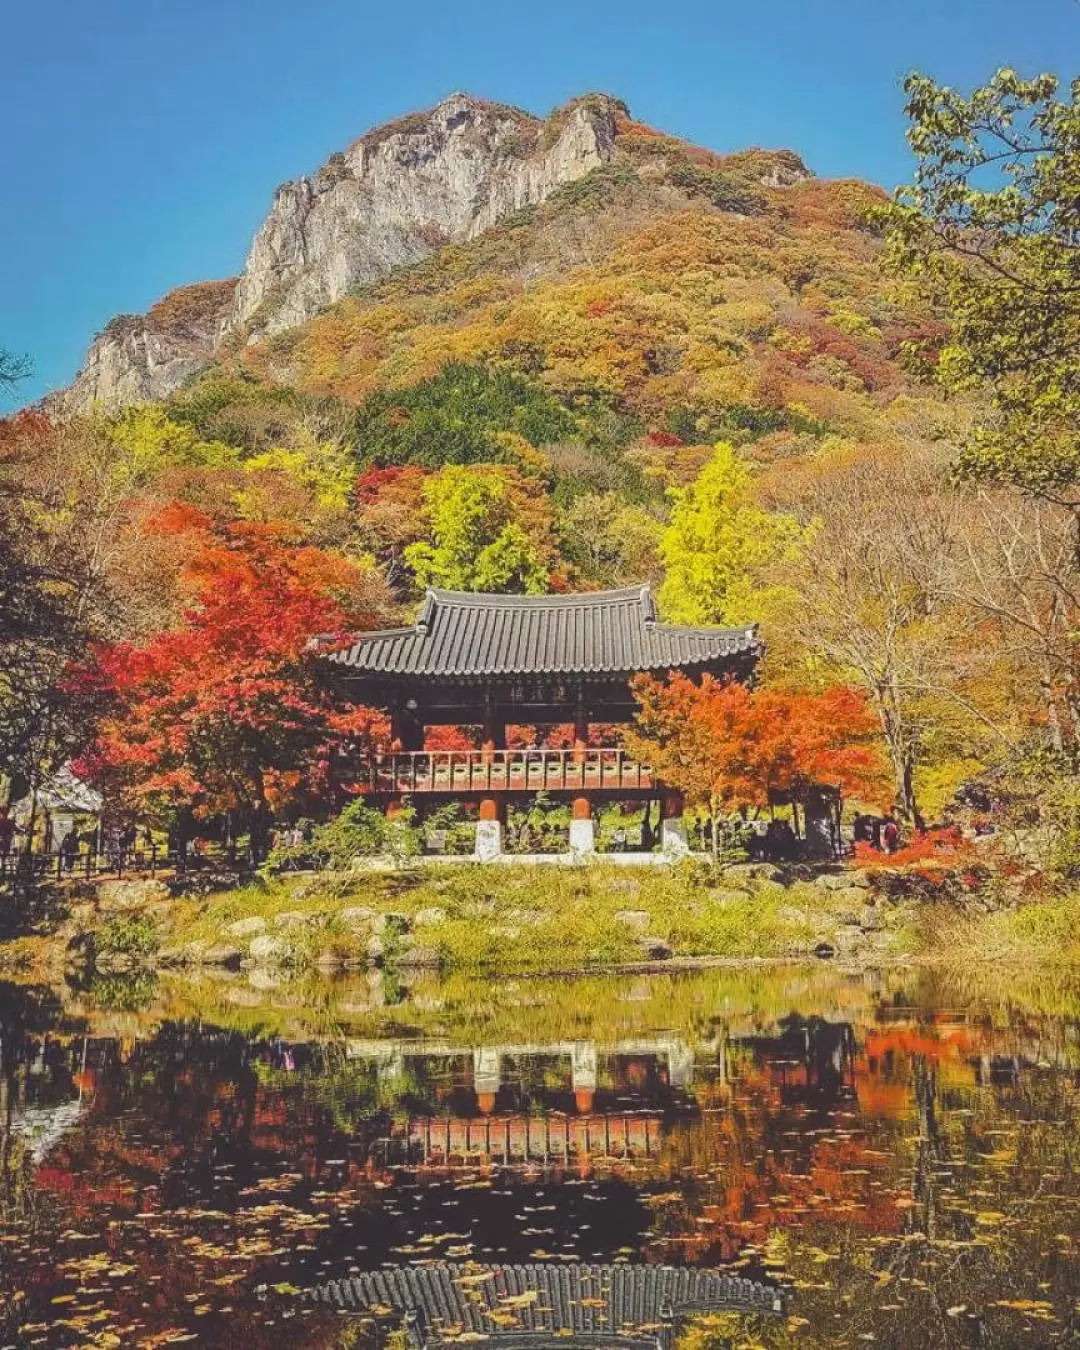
4,0,1079,406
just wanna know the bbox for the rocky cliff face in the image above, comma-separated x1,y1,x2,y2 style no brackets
228,93,618,336
51,280,237,416
58,94,618,414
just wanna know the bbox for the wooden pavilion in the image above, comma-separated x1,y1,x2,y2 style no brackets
323,586,760,858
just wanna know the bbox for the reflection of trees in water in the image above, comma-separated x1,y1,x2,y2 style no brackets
775,1051,1080,1346
5,980,1080,1346
640,1018,1080,1344
910,1055,949,1240
0,984,73,1338
0,982,70,1222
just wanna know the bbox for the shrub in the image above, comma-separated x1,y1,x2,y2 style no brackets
266,800,421,872
854,827,973,871
95,913,159,961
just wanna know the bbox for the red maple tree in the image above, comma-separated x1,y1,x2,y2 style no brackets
625,673,888,855
75,510,387,819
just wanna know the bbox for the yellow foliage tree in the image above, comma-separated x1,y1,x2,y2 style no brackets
658,442,803,625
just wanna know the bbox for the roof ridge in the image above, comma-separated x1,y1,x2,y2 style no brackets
652,620,759,639
427,585,650,608
323,588,762,676
343,623,418,642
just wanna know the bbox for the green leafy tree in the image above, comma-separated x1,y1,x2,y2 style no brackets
238,432,356,516
354,362,577,469
879,69,1080,500
405,467,548,593
658,442,802,625
103,405,238,478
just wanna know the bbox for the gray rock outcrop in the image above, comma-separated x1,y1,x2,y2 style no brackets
51,280,236,416
226,93,616,336
56,94,618,413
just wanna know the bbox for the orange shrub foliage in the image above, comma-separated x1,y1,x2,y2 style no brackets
854,827,974,872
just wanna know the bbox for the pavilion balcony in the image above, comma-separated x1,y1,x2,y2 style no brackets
358,748,656,796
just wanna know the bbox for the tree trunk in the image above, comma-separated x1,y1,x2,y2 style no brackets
1043,674,1066,754
873,686,921,825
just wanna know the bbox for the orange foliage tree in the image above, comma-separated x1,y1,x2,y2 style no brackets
625,673,888,858
74,509,387,822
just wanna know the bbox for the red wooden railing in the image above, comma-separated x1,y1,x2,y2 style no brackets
359,748,655,795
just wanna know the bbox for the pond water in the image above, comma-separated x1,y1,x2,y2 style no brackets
3,962,1080,1348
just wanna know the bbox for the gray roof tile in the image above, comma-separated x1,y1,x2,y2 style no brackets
314,1262,785,1324
325,587,760,679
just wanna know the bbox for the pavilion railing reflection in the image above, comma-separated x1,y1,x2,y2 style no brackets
345,1025,859,1172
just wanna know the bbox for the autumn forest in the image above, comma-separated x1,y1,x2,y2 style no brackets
2,71,1080,891
7,17,1080,1348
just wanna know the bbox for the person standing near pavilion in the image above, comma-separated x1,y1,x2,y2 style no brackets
59,826,79,872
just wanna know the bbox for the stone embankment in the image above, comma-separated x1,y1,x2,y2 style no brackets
49,859,925,981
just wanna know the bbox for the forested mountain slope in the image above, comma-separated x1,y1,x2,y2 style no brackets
56,90,938,459
16,90,1032,829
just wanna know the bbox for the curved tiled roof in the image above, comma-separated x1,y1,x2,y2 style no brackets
325,587,759,679
314,1262,785,1332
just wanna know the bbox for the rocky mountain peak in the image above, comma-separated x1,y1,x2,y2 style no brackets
55,93,623,415
49,279,237,416
224,92,619,338
51,93,820,417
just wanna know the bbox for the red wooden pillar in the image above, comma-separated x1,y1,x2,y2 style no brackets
574,1087,595,1114
573,701,589,765
571,796,592,822
481,701,505,765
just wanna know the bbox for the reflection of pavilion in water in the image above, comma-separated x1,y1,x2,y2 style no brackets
347,1025,858,1169
349,1036,697,1166
17,1011,1080,1184
315,1262,784,1347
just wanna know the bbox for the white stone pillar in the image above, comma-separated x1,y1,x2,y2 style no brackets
660,817,689,858
473,1047,502,1098
570,1042,598,1094
475,819,503,861
666,1040,694,1089
569,817,596,856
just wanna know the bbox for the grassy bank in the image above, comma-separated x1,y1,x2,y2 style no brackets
915,893,1080,965
0,859,915,981
164,861,915,969
12,856,1078,984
